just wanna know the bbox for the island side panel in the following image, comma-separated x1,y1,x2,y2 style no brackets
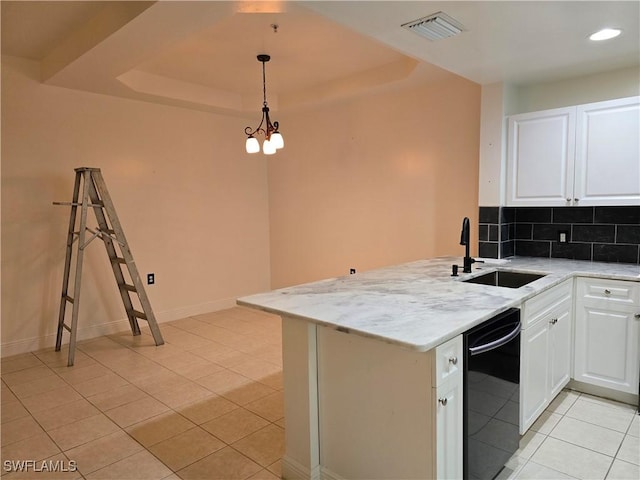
281,316,321,480
317,326,435,480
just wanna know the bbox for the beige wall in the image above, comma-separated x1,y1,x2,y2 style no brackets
1,56,271,356
268,76,481,288
1,56,480,355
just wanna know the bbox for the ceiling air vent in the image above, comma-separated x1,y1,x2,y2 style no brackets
402,12,465,41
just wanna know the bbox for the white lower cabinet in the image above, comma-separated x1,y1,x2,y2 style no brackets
549,305,572,398
433,335,463,480
574,278,640,394
521,316,549,431
520,279,573,433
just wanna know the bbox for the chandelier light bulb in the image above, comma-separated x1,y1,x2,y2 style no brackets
246,136,260,154
263,139,276,155
270,132,284,150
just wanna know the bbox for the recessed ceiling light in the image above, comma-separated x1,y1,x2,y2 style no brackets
589,28,622,41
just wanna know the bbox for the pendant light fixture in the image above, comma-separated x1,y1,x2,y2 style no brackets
244,54,284,155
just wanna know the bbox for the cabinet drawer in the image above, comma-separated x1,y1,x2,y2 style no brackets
523,279,573,328
577,278,640,307
435,335,462,387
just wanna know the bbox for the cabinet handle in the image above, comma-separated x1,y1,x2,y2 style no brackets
604,289,611,295
574,198,580,202
635,313,640,320
566,198,571,203
549,318,558,325
448,356,458,365
439,398,448,406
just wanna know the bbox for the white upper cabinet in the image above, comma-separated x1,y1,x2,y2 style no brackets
574,97,640,205
507,107,576,206
506,96,640,207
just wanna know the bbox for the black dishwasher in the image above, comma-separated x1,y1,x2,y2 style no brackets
463,308,521,480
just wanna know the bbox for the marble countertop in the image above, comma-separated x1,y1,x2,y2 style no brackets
237,256,640,352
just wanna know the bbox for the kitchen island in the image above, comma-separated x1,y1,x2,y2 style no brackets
238,256,640,480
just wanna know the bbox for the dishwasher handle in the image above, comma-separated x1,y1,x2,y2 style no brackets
469,321,521,356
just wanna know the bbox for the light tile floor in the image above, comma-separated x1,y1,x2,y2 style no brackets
1,307,283,480
501,389,640,480
1,306,639,480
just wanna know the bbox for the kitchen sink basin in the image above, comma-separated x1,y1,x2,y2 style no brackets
462,270,546,288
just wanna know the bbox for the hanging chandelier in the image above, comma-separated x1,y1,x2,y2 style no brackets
244,54,284,155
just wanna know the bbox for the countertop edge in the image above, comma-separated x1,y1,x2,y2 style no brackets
237,258,639,352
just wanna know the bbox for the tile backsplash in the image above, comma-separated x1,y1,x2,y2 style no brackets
479,206,640,264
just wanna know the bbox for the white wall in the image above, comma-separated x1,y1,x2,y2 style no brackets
478,66,640,206
510,66,640,114
1,56,271,356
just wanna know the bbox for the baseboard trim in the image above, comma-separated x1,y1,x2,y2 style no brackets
568,380,639,407
320,466,344,480
154,297,237,322
1,296,238,358
281,455,321,480
0,317,132,358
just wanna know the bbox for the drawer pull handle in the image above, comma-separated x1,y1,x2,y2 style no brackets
604,289,611,295
439,398,448,406
448,356,458,365
549,318,558,325
635,313,640,320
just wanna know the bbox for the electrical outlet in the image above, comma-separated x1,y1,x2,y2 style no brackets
350,268,356,275
558,231,569,243
147,273,155,285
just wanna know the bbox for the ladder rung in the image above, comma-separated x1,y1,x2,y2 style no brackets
65,295,74,304
122,284,137,292
112,257,126,264
53,201,104,208
102,229,115,235
62,323,71,332
132,310,147,320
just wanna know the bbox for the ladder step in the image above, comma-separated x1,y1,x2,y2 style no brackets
102,229,116,235
112,257,126,264
65,295,74,304
53,201,104,208
132,310,147,320
63,323,71,332
122,284,137,292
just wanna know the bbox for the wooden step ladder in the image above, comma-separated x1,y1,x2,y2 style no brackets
54,167,164,366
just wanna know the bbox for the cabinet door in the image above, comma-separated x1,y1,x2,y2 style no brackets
549,301,572,398
435,378,463,480
520,318,550,433
574,96,640,206
574,304,640,394
507,107,576,206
